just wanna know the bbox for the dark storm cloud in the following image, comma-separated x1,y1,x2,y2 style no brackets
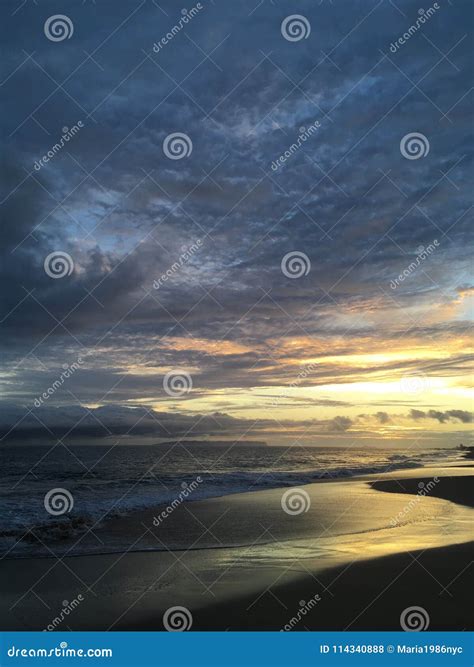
375,411,391,424
1,402,469,443
409,408,473,423
0,0,472,419
0,402,356,442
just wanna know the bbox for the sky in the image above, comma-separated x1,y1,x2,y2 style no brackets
0,0,472,447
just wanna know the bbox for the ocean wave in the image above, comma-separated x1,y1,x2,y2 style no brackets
1,447,460,558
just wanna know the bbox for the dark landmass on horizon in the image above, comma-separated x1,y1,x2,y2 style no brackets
151,440,268,448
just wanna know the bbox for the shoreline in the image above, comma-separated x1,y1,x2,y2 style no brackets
3,459,471,562
0,466,472,630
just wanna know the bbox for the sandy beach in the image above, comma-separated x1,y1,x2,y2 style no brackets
2,1,473,660
1,462,472,631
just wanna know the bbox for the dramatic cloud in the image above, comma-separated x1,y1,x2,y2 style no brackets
1,403,471,444
409,409,473,424
0,403,358,442
0,0,472,445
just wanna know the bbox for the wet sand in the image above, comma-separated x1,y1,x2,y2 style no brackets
194,541,473,630
370,476,474,508
0,468,472,630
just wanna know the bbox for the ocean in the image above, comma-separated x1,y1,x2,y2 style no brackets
0,443,462,558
